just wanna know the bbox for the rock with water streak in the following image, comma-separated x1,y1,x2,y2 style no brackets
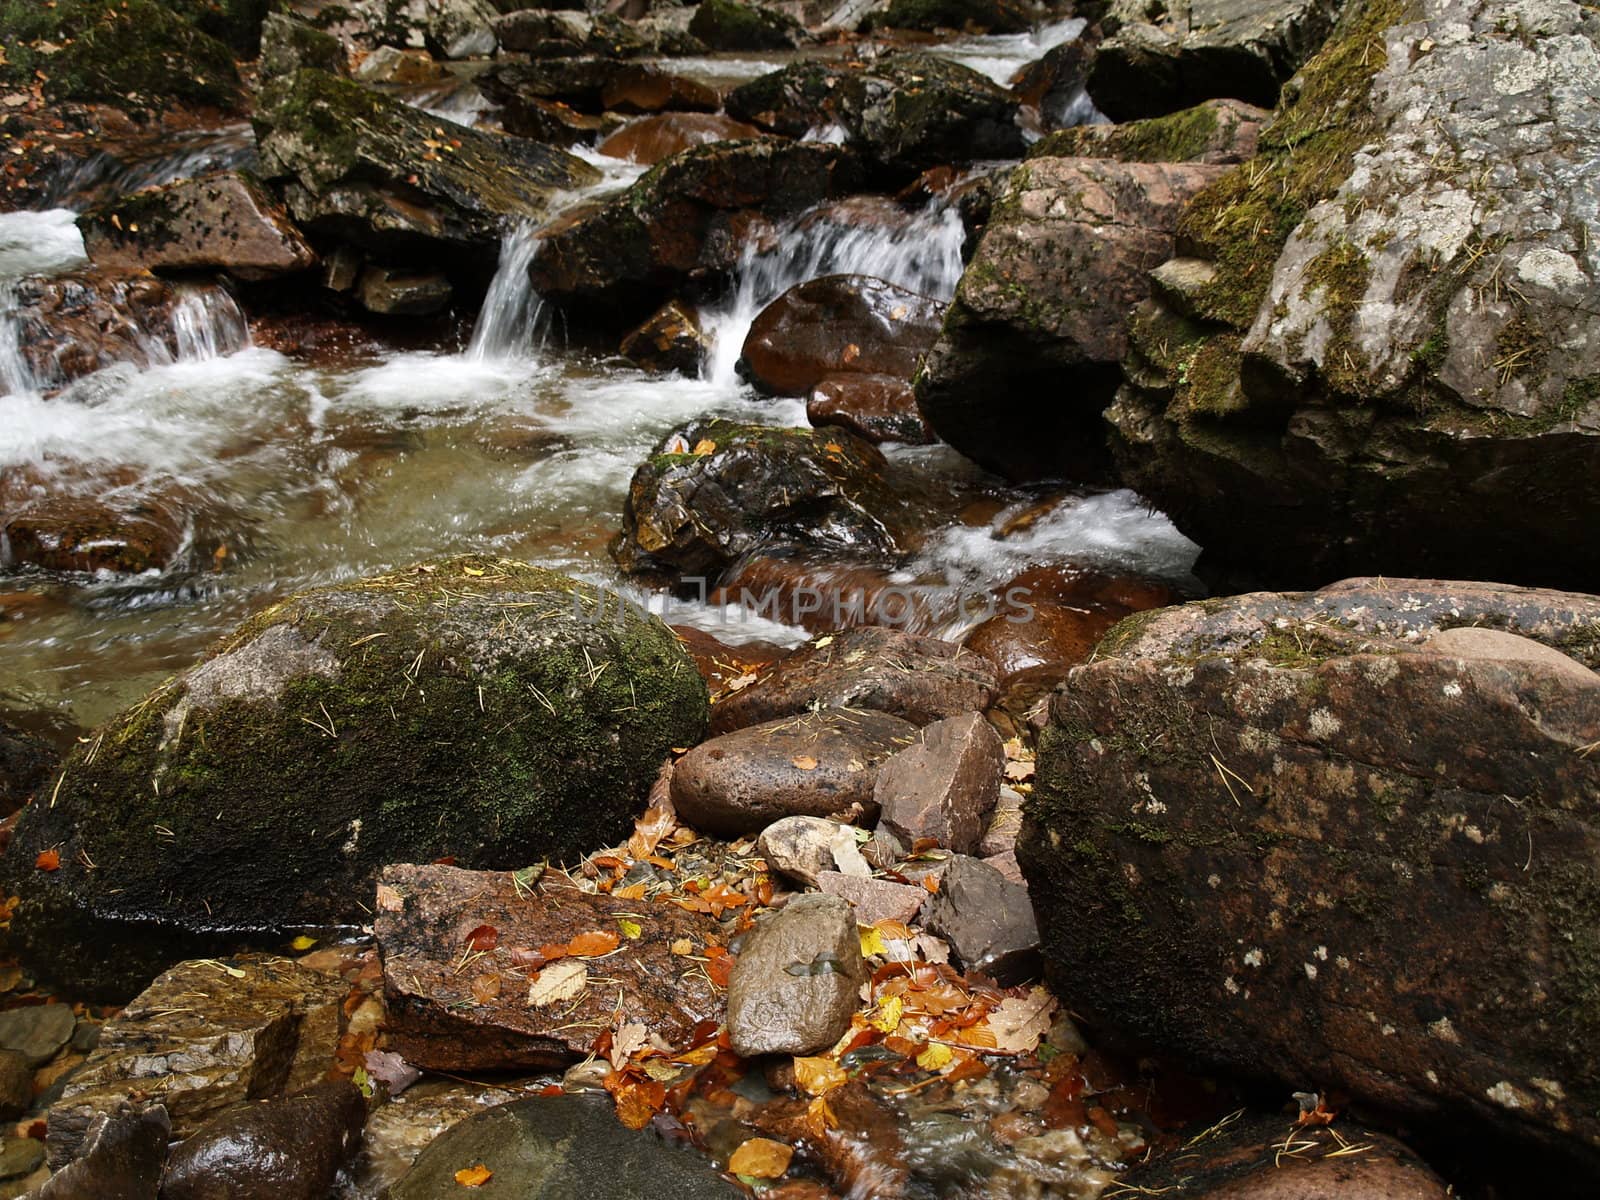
377,863,726,1070
613,418,904,581
751,1080,909,1196
532,140,863,323
390,1093,742,1199
807,375,936,445
711,626,997,734
1028,97,1268,165
79,173,317,281
253,69,599,268
0,484,194,578
728,894,865,1056
158,1080,365,1200
1023,578,1600,1165
1010,33,1092,128
1088,0,1343,120
688,0,803,50
725,53,1023,177
359,1079,520,1196
3,557,707,997
873,712,1003,854
916,156,1224,480
619,300,711,374
1109,0,1600,592
45,955,344,1166
34,1104,169,1200
598,114,762,166
922,854,1039,983
740,274,944,397
672,709,917,835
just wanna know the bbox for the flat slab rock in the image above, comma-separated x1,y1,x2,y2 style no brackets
377,864,726,1070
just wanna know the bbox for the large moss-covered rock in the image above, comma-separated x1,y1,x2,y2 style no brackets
687,0,803,51
873,0,1037,34
725,53,1024,178
1023,578,1600,1167
1109,0,1600,591
253,69,599,268
2,557,708,997
1027,97,1267,165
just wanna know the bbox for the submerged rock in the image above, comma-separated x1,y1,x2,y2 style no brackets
916,156,1224,480
728,894,865,1056
4,557,708,996
253,69,599,267
1023,578,1600,1164
1109,0,1600,591
598,114,764,167
808,375,936,445
389,1093,743,1198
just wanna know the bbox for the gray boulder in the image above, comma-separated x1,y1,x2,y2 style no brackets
728,894,865,1056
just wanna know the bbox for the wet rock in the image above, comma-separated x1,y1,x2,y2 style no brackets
1109,0,1600,591
1010,34,1092,129
0,483,195,577
0,1136,44,1182
1028,97,1268,165
79,172,315,282
360,1079,519,1196
377,863,726,1070
710,555,951,636
478,57,631,115
34,1104,169,1200
4,557,707,996
45,956,344,1165
613,418,904,581
532,139,863,322
0,723,57,815
816,870,926,925
669,625,791,695
873,712,1003,854
963,601,1123,697
728,894,865,1056
711,626,998,734
498,96,612,146
1117,1111,1451,1198
751,1080,909,1197
352,46,448,86
725,53,1024,177
874,0,1035,34
253,69,599,268
422,0,500,58
808,374,936,445
688,0,803,51
0,1004,75,1069
1088,0,1342,120
619,300,710,373
671,709,916,835
922,855,1039,984
601,65,721,114
758,815,853,888
493,10,651,58
0,1050,31,1121
357,266,453,315
741,275,943,397
598,114,763,166
260,14,346,78
916,155,1225,480
1023,578,1600,1163
390,1093,743,1198
158,1080,365,1200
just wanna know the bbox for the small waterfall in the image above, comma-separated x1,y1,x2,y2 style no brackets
40,125,257,210
467,221,545,362
700,198,968,390
167,285,251,363
0,284,37,396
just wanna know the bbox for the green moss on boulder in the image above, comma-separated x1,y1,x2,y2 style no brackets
687,0,802,51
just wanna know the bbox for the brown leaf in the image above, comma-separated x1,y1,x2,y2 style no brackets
464,924,498,952
793,1055,847,1097
791,754,819,771
33,849,59,872
567,930,621,957
728,1137,794,1179
469,973,502,1004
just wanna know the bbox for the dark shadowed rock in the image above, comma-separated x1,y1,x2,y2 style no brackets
1088,0,1343,120
1010,34,1092,129
741,274,944,396
0,1050,31,1120
873,712,1003,853
1028,97,1268,164
619,300,710,373
875,0,1035,34
357,266,453,315
35,1104,169,1200
688,0,803,51
46,956,344,1165
390,1094,743,1199
922,855,1039,983
712,626,997,733
491,9,650,58
478,56,630,114
808,374,936,445
1023,578,1600,1164
377,864,725,1070
916,156,1224,480
0,1004,75,1069
598,113,761,166
601,66,721,115
728,894,865,1056
158,1081,365,1200
1116,1110,1451,1198
3,558,707,996
613,418,904,581
672,709,917,835
0,721,57,814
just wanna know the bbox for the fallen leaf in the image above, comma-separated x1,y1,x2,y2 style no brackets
987,987,1057,1054
859,926,888,958
804,1094,838,1138
465,924,499,952
829,825,872,877
703,945,735,988
841,343,860,363
670,938,694,956
691,438,717,455
454,1163,493,1187
470,973,502,1004
289,935,317,951
610,1021,650,1068
791,754,819,771
462,566,485,577
604,1070,666,1129
364,1049,420,1097
728,1137,793,1179
870,994,904,1034
923,874,940,894
567,930,621,957
528,959,588,1007
794,1056,847,1097
33,850,59,872
917,1042,954,1072
663,434,690,454
618,918,642,940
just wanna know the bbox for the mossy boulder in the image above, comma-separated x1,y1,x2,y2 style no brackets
686,0,803,51
1026,97,1267,165
1,557,709,998
0,0,242,112
253,69,600,269
872,0,1037,35
1023,578,1600,1167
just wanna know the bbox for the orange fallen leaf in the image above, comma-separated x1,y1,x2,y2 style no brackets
567,930,621,957
793,1055,847,1097
692,438,717,455
728,1137,793,1179
454,1163,493,1187
33,850,59,872
923,874,940,893
804,1094,838,1139
469,973,502,1004
791,754,819,771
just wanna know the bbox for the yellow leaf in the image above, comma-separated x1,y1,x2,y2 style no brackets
859,926,887,958
463,566,485,577
870,995,903,1034
793,1055,847,1096
673,1042,719,1066
454,1163,493,1187
728,1137,793,1179
916,1042,954,1072
618,918,642,940
804,1094,838,1139
290,935,317,951
691,438,717,456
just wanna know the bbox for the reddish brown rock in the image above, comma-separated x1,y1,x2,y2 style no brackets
740,274,943,397
670,624,790,696
1025,578,1600,1165
1,480,193,576
963,602,1121,693
377,864,726,1070
78,172,316,282
815,870,926,925
711,626,997,734
808,374,935,445
872,712,1003,854
619,300,710,373
671,709,917,835
600,66,721,115
598,113,764,166
710,556,952,637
